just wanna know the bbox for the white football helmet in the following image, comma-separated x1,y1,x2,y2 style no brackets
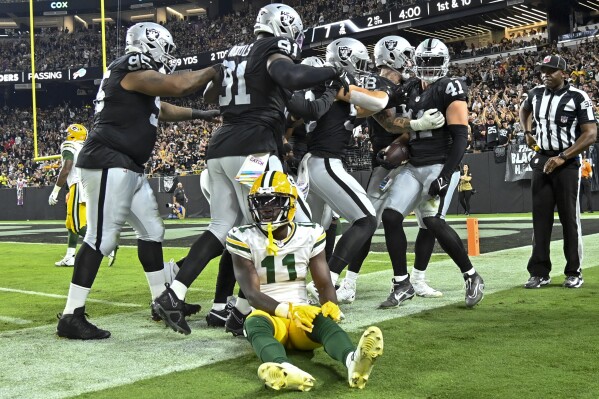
254,3,304,47
325,37,370,76
374,35,414,71
413,38,450,83
301,56,325,67
125,22,176,73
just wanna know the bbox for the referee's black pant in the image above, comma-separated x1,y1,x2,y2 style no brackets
527,160,583,278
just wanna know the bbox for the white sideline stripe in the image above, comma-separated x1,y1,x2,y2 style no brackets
1,234,599,399
0,287,143,308
0,315,32,325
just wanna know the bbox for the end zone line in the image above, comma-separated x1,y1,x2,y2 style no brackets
0,287,143,308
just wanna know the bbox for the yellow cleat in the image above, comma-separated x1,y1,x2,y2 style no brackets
258,362,315,392
348,326,384,389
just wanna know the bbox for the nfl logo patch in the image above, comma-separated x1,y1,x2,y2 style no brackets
543,55,552,63
561,115,568,123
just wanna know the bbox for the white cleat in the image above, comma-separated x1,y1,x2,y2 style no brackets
348,326,384,389
336,278,356,304
163,259,180,284
258,362,315,391
412,280,443,298
107,246,119,267
55,255,75,267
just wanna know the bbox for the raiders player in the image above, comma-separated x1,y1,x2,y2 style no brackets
152,3,352,335
228,171,383,391
376,38,484,309
56,22,220,340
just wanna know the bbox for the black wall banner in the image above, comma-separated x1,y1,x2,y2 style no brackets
505,144,535,182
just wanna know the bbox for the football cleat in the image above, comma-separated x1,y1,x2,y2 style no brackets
151,301,201,322
107,246,119,267
563,275,584,288
412,280,443,298
56,306,111,340
206,295,236,327
55,255,75,267
336,278,356,304
464,272,484,308
225,307,249,337
306,281,320,305
378,278,415,309
348,326,384,389
151,283,190,335
524,276,551,289
258,362,315,392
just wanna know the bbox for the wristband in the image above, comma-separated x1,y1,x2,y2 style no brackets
558,152,568,161
524,131,532,136
52,185,61,195
275,302,291,319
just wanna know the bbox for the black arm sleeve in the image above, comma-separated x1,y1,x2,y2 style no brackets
268,58,337,91
440,124,468,177
286,88,337,121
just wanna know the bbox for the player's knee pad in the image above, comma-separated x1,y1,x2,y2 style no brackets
135,218,165,243
84,233,118,257
354,214,378,236
422,216,446,234
382,208,404,228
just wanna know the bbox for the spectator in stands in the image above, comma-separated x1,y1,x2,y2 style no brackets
458,164,474,215
580,154,594,213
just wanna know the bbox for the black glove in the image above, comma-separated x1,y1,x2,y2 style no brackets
191,109,220,122
428,174,451,197
329,65,351,95
375,149,396,170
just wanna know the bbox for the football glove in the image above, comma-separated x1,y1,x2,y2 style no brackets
375,148,394,170
410,108,445,131
48,185,61,206
291,304,322,332
321,301,342,322
428,174,451,198
326,64,351,95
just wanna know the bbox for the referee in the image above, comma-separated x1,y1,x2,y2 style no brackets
520,55,597,289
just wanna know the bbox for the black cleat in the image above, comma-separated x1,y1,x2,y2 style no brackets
151,302,201,322
225,307,248,337
56,306,111,340
464,272,485,308
378,278,415,309
151,283,190,335
206,296,235,327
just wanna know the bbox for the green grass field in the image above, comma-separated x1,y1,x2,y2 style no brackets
1,218,599,399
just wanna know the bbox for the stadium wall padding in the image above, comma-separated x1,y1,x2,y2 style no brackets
0,152,596,221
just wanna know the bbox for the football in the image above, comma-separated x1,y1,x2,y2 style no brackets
381,141,410,168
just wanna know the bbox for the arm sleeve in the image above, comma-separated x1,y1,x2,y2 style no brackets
286,87,336,121
440,124,468,178
268,59,337,91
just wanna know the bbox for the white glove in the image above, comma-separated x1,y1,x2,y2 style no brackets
410,108,445,131
48,185,61,206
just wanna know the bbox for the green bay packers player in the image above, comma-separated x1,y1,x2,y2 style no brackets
49,124,119,267
49,124,89,267
227,171,383,391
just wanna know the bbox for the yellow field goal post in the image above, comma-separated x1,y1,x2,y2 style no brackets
32,0,109,162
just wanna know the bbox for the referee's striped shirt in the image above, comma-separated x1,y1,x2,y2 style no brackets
523,83,595,151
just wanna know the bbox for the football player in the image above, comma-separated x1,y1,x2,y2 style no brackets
308,36,443,303
375,38,484,309
152,3,353,335
228,171,383,391
335,36,455,303
56,22,220,340
49,124,119,268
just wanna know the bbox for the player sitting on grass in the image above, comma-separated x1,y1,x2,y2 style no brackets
226,171,383,391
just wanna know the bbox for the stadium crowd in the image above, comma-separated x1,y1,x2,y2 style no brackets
2,4,599,189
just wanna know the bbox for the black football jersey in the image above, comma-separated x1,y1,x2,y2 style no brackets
307,75,363,159
404,77,468,166
363,73,409,167
206,36,301,160
78,53,162,172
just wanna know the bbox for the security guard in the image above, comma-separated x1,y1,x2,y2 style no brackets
520,55,597,289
